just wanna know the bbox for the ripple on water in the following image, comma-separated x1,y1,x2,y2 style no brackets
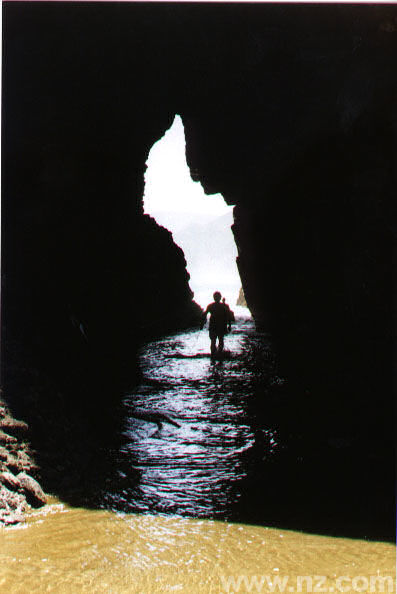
104,315,282,518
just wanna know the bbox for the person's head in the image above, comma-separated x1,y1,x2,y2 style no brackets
213,291,222,302
222,298,226,304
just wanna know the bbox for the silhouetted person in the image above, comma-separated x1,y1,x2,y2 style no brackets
201,291,232,361
222,297,235,332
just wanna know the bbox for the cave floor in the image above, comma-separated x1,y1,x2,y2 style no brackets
78,310,393,542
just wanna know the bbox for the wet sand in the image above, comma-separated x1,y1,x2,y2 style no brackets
0,500,395,593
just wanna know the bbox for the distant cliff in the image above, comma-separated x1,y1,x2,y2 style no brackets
236,287,247,307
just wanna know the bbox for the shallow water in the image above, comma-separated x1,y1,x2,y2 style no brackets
73,309,391,540
0,501,395,593
102,309,280,519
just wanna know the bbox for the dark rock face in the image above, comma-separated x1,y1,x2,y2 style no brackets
2,4,394,530
3,3,204,406
136,215,201,339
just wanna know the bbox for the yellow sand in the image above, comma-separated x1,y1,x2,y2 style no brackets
0,499,395,593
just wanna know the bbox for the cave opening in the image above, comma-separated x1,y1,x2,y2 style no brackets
143,114,244,312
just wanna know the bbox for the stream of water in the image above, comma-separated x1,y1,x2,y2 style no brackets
102,308,280,520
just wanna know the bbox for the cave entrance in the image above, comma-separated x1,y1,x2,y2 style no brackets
143,115,242,310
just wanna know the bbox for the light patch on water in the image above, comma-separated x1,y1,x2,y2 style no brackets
107,314,263,518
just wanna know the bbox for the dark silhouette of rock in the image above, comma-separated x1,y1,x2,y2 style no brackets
136,215,202,339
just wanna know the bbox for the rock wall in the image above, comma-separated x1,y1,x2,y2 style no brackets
2,3,205,411
177,5,394,446
2,3,394,509
0,396,46,524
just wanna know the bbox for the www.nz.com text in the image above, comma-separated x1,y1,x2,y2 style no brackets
220,574,395,593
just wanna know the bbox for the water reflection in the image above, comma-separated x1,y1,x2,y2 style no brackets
103,309,279,518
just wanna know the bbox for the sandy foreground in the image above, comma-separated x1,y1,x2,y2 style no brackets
0,499,395,594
